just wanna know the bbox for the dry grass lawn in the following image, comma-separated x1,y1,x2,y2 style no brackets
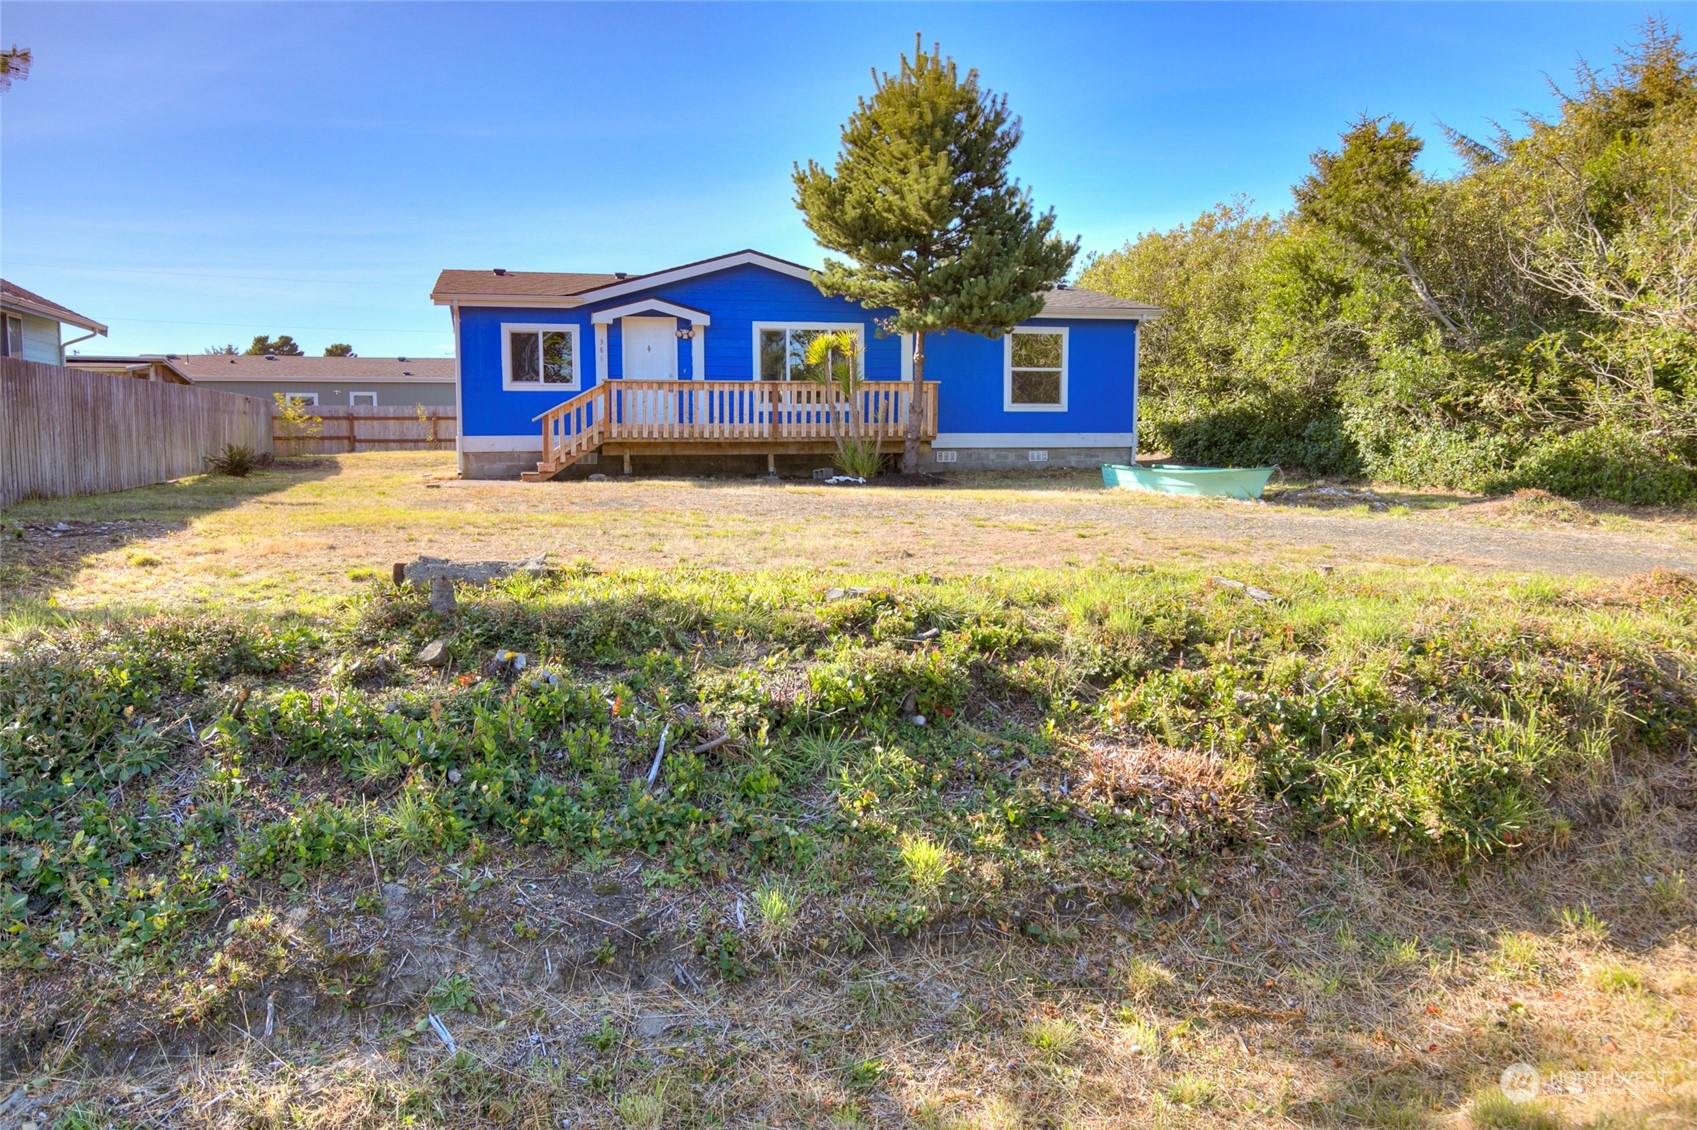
3,453,1693,623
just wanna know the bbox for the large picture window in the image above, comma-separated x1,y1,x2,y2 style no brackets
1004,327,1068,411
752,323,863,382
502,323,581,391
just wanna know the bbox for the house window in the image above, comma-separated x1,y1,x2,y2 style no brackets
349,391,377,407
2,315,21,358
752,323,863,382
282,392,319,407
502,323,580,391
1004,327,1067,411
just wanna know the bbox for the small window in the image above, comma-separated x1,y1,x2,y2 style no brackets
282,392,319,407
2,315,21,358
1005,328,1067,411
349,391,377,407
752,323,863,381
502,323,581,391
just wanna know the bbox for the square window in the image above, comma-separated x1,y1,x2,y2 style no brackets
349,391,377,407
503,324,581,391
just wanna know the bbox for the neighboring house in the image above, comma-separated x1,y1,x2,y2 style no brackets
0,279,108,365
430,249,1159,479
60,354,191,384
66,354,456,405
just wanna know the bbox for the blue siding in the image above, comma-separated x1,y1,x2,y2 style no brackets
926,318,1138,436
456,262,1138,441
458,305,597,439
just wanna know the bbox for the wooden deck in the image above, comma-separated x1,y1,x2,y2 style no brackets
527,379,938,479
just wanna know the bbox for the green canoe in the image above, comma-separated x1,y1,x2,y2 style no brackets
1102,463,1277,500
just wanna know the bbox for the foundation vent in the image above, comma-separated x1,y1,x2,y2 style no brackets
1027,450,1049,463
933,450,958,464
579,452,599,465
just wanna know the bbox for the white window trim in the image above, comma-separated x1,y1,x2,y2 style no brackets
1004,326,1069,412
282,391,319,406
500,322,583,392
1,314,21,358
348,390,378,406
750,322,865,381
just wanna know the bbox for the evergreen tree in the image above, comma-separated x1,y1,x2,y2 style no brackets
323,343,356,357
794,36,1078,472
246,335,303,356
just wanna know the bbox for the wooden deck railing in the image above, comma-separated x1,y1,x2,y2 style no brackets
534,379,938,472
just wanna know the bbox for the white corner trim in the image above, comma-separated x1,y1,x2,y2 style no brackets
500,322,584,392
691,324,706,379
1130,324,1140,462
900,332,914,382
451,301,465,472
460,434,545,453
931,433,1136,448
573,250,813,303
590,298,711,326
1003,326,1068,413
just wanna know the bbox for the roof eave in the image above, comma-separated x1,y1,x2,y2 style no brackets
0,295,108,335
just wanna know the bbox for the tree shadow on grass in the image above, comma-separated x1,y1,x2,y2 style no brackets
0,458,343,621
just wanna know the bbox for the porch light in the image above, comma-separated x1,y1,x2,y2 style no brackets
675,327,695,340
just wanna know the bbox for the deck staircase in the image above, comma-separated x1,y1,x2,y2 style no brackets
522,386,607,481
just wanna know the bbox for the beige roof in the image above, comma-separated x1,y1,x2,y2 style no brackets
0,278,108,334
171,355,455,383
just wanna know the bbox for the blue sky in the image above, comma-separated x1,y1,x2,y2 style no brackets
1,2,1684,358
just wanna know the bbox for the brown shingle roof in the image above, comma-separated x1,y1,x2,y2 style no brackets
0,278,108,334
170,355,455,382
431,269,621,301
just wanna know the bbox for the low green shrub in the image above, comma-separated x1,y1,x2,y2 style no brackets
1496,423,1697,505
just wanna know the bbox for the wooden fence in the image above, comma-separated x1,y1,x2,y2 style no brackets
1,358,273,507
274,405,457,456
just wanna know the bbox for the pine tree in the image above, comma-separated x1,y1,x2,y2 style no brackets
794,36,1079,472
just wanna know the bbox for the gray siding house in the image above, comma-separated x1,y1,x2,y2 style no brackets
171,354,455,406
1,279,107,364
66,353,456,406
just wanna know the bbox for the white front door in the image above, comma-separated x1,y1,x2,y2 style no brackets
621,316,677,380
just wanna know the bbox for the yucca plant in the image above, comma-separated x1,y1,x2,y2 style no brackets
802,330,884,478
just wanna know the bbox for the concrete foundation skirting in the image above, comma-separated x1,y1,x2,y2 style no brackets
920,445,1132,471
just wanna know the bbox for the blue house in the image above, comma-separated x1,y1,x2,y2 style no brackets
430,250,1158,479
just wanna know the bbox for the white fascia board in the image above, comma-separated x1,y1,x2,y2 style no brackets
931,433,1136,448
460,434,545,453
569,251,814,303
591,299,711,325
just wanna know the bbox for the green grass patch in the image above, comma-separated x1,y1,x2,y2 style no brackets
3,563,1692,969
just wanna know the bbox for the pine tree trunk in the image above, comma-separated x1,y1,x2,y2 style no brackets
902,331,925,474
